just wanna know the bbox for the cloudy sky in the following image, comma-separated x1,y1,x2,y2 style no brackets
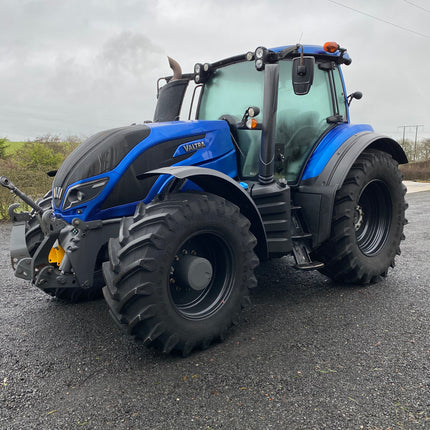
1,0,429,142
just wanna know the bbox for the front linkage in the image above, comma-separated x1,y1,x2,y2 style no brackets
1,175,116,300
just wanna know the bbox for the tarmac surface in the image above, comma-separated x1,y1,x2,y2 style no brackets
0,188,429,430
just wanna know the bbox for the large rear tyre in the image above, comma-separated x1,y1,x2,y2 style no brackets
25,191,104,302
314,149,407,284
102,192,259,355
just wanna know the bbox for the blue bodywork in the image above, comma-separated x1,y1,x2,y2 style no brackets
54,120,238,224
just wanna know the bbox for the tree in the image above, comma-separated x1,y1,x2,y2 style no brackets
18,142,63,171
398,138,414,161
420,138,430,161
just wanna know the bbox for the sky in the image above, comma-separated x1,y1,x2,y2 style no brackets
1,0,429,142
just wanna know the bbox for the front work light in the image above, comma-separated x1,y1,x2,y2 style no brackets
254,46,267,71
194,62,212,84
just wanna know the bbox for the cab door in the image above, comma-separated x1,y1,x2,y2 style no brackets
275,61,347,184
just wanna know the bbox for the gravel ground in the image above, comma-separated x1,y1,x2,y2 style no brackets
0,191,429,430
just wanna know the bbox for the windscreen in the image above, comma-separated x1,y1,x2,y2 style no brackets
198,62,264,178
198,62,264,122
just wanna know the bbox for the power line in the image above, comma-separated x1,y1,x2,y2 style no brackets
404,0,430,14
327,0,430,39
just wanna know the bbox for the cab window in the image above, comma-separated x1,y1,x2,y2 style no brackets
198,62,264,121
275,61,335,183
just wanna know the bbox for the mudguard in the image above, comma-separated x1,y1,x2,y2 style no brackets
145,165,268,260
295,131,407,248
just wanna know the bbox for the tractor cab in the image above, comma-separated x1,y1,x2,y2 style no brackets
156,42,352,185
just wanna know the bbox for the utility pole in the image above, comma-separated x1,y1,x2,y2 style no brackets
398,125,424,160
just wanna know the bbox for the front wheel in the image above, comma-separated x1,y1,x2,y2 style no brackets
314,149,407,284
102,192,259,355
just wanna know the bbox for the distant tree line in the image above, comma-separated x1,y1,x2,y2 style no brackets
398,137,430,163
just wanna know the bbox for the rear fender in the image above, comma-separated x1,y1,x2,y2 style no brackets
295,131,407,248
145,166,268,261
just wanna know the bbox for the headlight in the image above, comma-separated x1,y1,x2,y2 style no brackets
63,178,109,210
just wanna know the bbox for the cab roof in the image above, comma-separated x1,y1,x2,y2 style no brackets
271,44,351,64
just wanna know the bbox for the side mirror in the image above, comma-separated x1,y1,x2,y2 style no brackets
292,56,315,95
347,91,363,106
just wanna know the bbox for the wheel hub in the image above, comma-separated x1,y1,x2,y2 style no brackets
173,254,213,291
168,232,234,320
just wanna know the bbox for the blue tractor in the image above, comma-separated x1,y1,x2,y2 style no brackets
1,42,407,355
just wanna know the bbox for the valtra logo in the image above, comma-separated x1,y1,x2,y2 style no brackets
182,141,206,153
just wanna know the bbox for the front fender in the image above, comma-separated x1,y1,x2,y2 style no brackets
145,166,268,261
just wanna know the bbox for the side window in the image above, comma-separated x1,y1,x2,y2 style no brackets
275,61,334,183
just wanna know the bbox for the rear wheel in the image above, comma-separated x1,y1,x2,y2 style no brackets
315,149,407,284
25,191,104,302
102,192,259,355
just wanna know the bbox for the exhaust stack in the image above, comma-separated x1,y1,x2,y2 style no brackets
168,57,182,81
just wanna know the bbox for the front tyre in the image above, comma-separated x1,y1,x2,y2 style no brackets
102,192,259,355
315,149,407,284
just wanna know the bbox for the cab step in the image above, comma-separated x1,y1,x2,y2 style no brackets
291,207,324,271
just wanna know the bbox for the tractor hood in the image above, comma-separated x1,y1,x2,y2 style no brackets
53,125,151,208
52,120,237,222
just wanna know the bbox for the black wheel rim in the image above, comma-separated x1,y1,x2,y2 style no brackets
169,232,235,320
354,180,392,256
